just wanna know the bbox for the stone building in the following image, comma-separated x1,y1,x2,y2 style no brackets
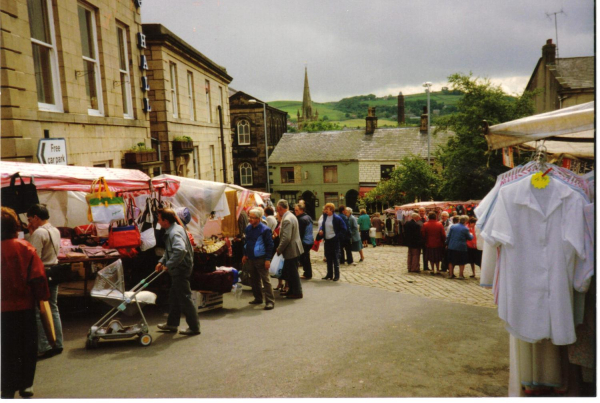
1,0,152,170
229,89,287,192
296,67,318,129
143,24,233,181
525,39,594,114
269,112,454,218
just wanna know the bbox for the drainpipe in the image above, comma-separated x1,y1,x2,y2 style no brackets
217,105,227,183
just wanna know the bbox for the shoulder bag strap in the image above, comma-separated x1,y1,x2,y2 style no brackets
44,227,59,261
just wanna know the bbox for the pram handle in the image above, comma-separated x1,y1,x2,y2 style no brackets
128,269,165,295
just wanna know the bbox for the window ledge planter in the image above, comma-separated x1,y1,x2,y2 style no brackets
172,140,194,153
125,150,158,164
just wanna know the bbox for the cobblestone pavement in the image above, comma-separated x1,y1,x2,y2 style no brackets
306,242,496,308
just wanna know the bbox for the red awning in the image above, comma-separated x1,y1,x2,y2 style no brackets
359,186,375,198
0,161,161,192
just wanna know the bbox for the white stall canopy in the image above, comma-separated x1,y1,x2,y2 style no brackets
484,101,594,159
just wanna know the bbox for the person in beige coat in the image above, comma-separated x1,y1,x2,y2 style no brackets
275,200,303,299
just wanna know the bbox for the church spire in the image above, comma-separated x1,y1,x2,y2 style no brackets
301,67,313,119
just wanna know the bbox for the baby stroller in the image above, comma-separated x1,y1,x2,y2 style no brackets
86,259,164,349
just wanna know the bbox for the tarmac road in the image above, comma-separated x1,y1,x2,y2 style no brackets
32,243,509,399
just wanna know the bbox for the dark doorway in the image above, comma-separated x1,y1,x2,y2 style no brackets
301,191,316,219
345,189,359,213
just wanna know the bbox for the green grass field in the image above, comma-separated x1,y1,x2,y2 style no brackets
269,92,463,124
269,101,347,121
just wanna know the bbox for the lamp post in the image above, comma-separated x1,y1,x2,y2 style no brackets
422,82,432,165
248,99,269,193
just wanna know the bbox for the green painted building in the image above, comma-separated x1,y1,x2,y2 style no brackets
268,125,454,219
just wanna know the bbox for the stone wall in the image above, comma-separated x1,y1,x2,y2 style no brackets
230,93,287,191
359,161,398,183
145,39,232,181
1,0,151,167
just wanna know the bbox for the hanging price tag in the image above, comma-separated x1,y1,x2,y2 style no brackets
531,172,551,189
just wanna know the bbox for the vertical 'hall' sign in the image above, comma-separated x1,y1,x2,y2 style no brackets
135,0,151,112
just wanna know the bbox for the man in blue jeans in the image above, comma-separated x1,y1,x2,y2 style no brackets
155,208,200,336
27,204,63,362
242,208,275,310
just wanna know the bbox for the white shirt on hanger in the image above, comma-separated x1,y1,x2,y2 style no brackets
480,177,587,345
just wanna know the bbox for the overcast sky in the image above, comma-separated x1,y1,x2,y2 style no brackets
141,0,595,102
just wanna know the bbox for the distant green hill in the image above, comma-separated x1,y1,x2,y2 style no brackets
269,91,463,127
269,101,347,121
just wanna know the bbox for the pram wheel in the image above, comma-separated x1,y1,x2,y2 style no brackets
138,333,152,347
86,338,99,349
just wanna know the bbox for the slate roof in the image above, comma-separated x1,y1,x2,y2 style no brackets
551,57,595,90
268,127,455,164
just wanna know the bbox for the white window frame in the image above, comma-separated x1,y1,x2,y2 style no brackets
78,3,103,116
170,62,179,118
205,79,212,123
29,0,63,112
117,24,133,119
237,119,250,145
93,160,113,168
187,71,195,121
239,162,253,186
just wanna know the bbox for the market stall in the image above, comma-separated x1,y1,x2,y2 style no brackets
484,101,594,171
477,104,595,397
394,200,480,218
0,162,269,313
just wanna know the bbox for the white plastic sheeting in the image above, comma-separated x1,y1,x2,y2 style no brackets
152,174,229,240
485,101,594,158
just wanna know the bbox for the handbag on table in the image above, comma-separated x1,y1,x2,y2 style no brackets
86,177,126,223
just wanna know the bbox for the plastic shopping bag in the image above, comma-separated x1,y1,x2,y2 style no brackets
86,177,125,223
269,253,285,278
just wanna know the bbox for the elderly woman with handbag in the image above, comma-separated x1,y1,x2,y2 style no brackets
1,207,50,399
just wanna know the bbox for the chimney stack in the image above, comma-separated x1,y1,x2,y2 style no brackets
542,39,556,65
420,106,428,134
397,92,405,124
365,107,378,135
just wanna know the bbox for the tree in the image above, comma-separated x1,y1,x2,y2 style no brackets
303,120,341,132
362,155,440,206
435,73,535,200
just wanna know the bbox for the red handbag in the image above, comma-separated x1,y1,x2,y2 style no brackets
106,224,141,249
311,240,321,252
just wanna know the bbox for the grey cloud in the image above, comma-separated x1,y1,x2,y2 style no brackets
142,0,594,101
